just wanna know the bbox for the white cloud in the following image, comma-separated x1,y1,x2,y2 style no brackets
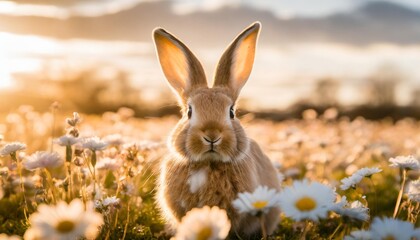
0,1,69,18
243,0,354,18
171,0,239,14
376,0,420,9
170,0,420,19
0,0,157,18
70,0,158,17
0,0,418,19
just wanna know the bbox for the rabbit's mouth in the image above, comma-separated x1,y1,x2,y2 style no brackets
204,148,218,154
202,149,223,159
187,144,232,162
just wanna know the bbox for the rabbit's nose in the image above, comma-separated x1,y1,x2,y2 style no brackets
203,136,222,145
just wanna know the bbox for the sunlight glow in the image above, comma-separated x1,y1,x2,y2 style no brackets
0,0,157,18
0,31,154,90
0,32,59,55
0,72,13,89
0,31,419,108
0,1,68,18
0,32,58,89
0,0,418,19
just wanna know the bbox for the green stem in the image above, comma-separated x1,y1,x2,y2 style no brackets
65,145,72,162
369,177,378,217
92,168,97,199
328,222,342,240
50,107,56,152
105,213,112,240
115,167,129,198
91,151,97,167
13,153,29,221
104,230,110,240
66,145,73,201
89,151,97,199
66,161,73,200
414,202,420,223
44,169,57,204
300,220,311,240
259,215,267,240
113,208,120,229
122,203,130,240
393,169,407,218
114,168,131,229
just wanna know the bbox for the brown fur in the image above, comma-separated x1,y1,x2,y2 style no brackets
158,140,280,238
153,22,281,238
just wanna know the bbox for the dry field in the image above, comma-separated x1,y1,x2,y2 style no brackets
0,106,419,239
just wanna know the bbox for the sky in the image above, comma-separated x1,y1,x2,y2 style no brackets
0,0,419,18
0,0,419,108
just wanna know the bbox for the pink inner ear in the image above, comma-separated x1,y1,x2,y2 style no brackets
230,31,258,91
154,28,208,100
155,33,189,92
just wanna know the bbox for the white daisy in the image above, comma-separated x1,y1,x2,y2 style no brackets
332,196,369,221
95,157,121,171
232,185,281,216
344,230,372,240
82,137,108,151
348,201,369,220
370,217,416,240
23,227,42,240
94,200,102,210
277,172,285,184
120,182,135,196
340,167,382,191
340,174,363,190
25,199,103,240
23,151,64,171
0,233,21,240
103,134,125,146
406,179,420,202
54,135,79,146
278,179,336,221
125,140,162,152
414,229,420,239
0,142,26,157
284,168,301,178
175,206,230,240
389,155,420,170
85,183,104,200
355,167,382,178
12,177,36,189
0,167,8,176
102,196,120,208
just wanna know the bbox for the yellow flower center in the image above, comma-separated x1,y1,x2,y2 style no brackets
252,200,269,209
383,235,396,240
295,196,317,211
197,226,213,240
55,220,76,233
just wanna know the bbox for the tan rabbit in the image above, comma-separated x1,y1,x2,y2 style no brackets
153,22,281,238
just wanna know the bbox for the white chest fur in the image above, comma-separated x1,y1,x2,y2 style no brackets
187,168,208,193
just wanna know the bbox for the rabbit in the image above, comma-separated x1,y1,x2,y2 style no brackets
152,22,281,238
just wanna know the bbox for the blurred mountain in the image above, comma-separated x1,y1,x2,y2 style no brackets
0,1,419,46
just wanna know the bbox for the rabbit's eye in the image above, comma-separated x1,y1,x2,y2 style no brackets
230,106,235,119
187,105,192,119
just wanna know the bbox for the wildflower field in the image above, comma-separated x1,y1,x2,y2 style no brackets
0,106,419,239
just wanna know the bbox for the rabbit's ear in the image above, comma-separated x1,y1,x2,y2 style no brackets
213,22,260,99
153,28,207,99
